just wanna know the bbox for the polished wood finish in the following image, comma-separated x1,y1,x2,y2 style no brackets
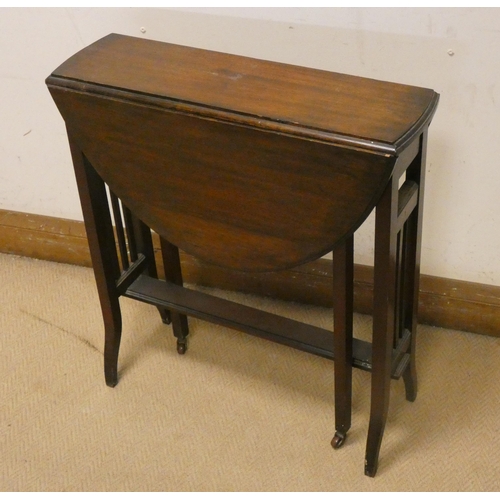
48,83,394,272
47,33,437,272
46,34,438,477
49,33,434,152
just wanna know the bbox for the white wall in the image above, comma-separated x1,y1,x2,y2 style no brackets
1,7,499,285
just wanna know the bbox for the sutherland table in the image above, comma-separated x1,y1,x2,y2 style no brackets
46,33,439,477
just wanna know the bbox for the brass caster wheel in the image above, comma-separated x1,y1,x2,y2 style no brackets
177,340,187,355
331,432,346,449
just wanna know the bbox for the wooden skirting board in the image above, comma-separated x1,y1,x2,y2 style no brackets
1,208,499,338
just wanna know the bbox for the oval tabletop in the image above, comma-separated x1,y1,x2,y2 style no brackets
46,34,439,271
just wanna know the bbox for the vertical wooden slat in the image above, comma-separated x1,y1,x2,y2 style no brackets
122,205,138,262
109,191,129,270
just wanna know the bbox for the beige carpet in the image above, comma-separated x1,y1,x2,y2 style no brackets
1,252,499,492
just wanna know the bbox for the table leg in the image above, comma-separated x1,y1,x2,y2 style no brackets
159,237,190,354
331,235,354,448
401,210,419,402
68,134,123,388
365,175,399,477
401,130,428,402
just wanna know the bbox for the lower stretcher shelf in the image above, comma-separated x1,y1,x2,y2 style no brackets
124,274,410,379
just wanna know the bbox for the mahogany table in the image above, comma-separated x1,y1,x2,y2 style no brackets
46,33,439,477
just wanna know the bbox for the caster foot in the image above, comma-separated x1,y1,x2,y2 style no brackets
331,431,346,449
177,340,187,355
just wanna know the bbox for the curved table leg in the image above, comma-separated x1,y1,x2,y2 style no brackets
103,297,122,387
401,130,427,403
68,132,124,388
365,175,399,477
